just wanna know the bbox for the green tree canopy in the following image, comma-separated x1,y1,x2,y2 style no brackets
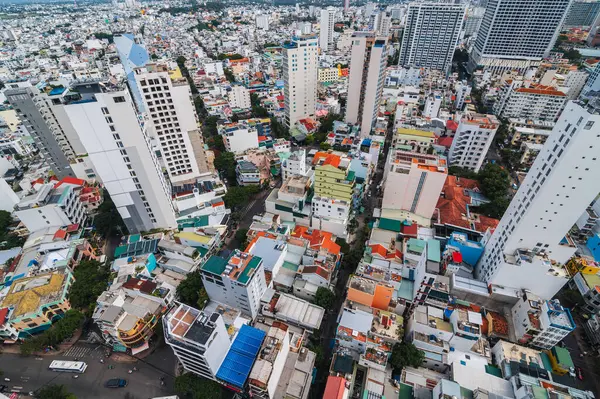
176,270,204,307
0,210,24,249
36,384,76,399
217,53,244,60
94,190,128,238
314,287,335,309
214,151,237,183
68,260,110,311
478,163,510,200
174,373,223,399
21,310,84,355
389,342,425,373
223,186,260,209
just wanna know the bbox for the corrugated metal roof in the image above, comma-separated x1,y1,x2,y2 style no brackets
216,325,265,388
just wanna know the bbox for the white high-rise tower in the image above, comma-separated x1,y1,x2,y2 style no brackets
283,35,319,127
133,63,210,184
477,101,600,299
319,7,335,52
469,0,571,72
399,2,465,74
346,33,388,137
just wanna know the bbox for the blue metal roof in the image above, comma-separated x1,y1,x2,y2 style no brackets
216,324,265,388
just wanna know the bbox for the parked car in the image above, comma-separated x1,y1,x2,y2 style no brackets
577,366,584,381
105,379,128,388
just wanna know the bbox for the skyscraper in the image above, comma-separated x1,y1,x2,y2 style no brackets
283,35,318,127
477,101,600,299
345,32,388,136
344,0,350,13
64,84,177,233
6,87,77,179
469,0,571,72
114,34,149,112
399,3,465,74
133,63,210,184
563,0,600,29
319,7,335,52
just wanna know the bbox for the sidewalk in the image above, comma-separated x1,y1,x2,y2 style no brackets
1,327,83,356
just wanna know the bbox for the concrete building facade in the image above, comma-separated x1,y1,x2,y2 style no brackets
346,33,388,137
283,36,319,127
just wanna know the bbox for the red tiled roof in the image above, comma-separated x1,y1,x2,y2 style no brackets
324,376,346,399
258,135,268,142
0,307,9,325
53,229,68,241
438,136,453,148
446,120,458,131
54,176,85,188
401,223,418,237
515,86,566,97
122,278,157,294
312,151,341,168
292,226,340,255
436,175,499,233
488,311,509,336
302,265,330,281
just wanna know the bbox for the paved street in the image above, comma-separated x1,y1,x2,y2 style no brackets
0,344,177,398
225,184,274,251
309,122,393,399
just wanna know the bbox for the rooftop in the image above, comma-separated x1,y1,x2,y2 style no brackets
201,250,262,284
1,272,68,318
165,303,220,345
217,324,266,389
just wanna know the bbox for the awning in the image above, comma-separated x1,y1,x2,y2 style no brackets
131,342,150,355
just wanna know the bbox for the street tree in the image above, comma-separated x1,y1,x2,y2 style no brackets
69,260,110,311
36,384,77,399
389,342,425,373
314,287,336,310
176,270,204,307
174,373,223,399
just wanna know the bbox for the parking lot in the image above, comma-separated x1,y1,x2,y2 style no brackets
0,344,176,398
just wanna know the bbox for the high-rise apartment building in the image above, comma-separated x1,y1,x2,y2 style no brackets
133,63,210,183
376,12,392,36
163,303,231,380
477,101,600,299
319,7,335,52
399,3,465,74
469,0,571,72
346,32,388,136
64,84,177,233
493,82,567,122
581,63,600,99
256,14,270,30
6,87,79,179
448,113,499,173
283,35,318,127
114,34,149,112
563,0,600,29
344,0,350,13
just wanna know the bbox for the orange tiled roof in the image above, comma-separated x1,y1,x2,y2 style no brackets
436,175,499,233
292,226,340,255
312,151,341,167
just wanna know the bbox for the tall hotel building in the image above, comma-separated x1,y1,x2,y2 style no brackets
283,35,319,127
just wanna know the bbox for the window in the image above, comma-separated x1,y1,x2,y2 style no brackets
114,96,126,103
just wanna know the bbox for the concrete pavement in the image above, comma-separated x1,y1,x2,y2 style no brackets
0,344,177,398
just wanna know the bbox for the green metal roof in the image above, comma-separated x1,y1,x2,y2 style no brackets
398,383,413,399
396,279,414,301
485,364,503,378
540,352,553,371
552,346,574,369
427,239,441,262
238,256,262,284
282,261,299,272
346,170,355,182
201,256,228,275
378,218,402,232
407,238,426,254
531,385,549,399
177,215,210,229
